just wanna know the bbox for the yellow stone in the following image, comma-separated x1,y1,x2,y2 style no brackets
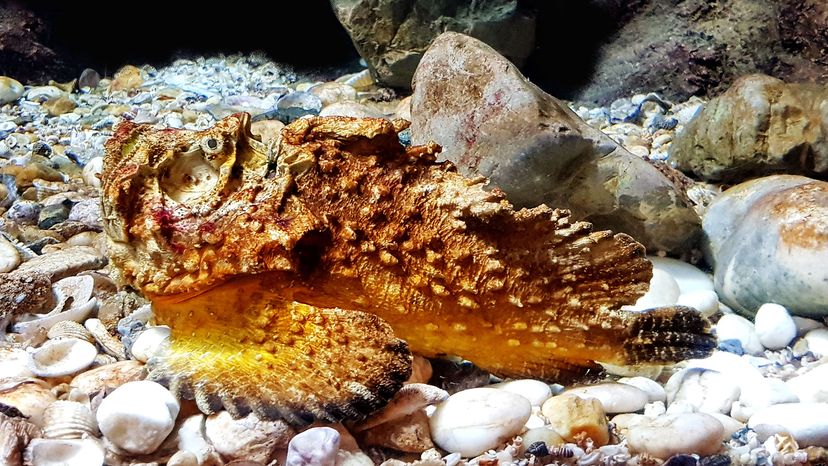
541,395,609,446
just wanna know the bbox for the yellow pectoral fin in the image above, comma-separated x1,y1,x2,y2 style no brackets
148,283,411,425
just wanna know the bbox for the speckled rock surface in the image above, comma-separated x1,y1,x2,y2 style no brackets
331,0,535,89
670,74,828,182
703,175,828,317
411,32,701,254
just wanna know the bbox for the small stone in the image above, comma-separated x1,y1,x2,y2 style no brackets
14,246,107,281
648,257,714,294
271,92,322,124
736,378,799,421
309,82,357,106
540,395,609,446
676,290,720,317
78,68,101,89
38,200,72,229
0,76,24,104
754,303,797,350
96,380,180,454
786,364,828,403
67,198,102,227
129,326,171,362
804,328,828,357
0,162,64,189
793,317,825,336
707,413,745,442
82,157,103,189
618,376,667,403
625,269,680,310
286,426,339,466
748,403,828,447
320,102,387,119
665,368,740,415
167,450,199,466
361,410,434,453
109,65,144,92
715,314,764,355
561,383,649,413
0,236,20,273
69,360,145,396
627,413,724,458
490,379,552,406
205,411,292,463
0,382,56,427
43,95,77,117
429,387,531,457
521,426,565,450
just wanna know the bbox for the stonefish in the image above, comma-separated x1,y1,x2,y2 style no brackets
101,114,714,425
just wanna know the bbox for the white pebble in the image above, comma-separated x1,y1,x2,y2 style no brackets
176,414,216,465
627,413,724,457
754,303,797,350
24,438,105,466
617,376,666,403
286,426,340,466
748,403,828,447
643,401,666,417
786,364,828,403
563,383,649,414
205,411,292,463
804,328,828,357
96,381,180,454
0,76,24,104
735,378,799,421
707,412,745,442
129,326,171,362
716,314,764,355
676,290,720,317
665,368,740,414
626,269,680,310
490,379,552,406
0,236,20,273
649,256,714,293
82,157,104,189
429,387,530,457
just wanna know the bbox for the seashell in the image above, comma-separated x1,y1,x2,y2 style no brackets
0,235,21,272
85,318,127,360
41,400,99,439
13,297,97,339
65,231,100,248
167,450,199,466
24,437,105,466
355,383,449,431
0,347,35,378
91,353,118,367
82,156,104,189
27,338,98,377
129,326,171,363
47,320,94,342
69,360,146,397
0,381,56,427
0,231,38,261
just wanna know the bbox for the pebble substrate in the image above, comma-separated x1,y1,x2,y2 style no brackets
0,54,827,466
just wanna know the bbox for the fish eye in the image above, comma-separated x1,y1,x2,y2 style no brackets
200,136,223,155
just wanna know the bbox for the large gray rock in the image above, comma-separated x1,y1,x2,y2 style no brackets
330,0,535,89
410,32,701,254
703,175,828,318
670,74,828,183
566,0,828,105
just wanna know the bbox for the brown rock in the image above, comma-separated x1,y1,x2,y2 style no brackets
0,163,64,190
361,410,434,453
69,360,146,396
331,0,535,89
541,395,609,446
671,74,828,183
14,246,107,282
411,32,701,254
0,270,52,325
43,95,77,117
0,412,41,466
109,65,144,92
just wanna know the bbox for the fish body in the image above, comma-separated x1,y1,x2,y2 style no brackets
101,114,713,424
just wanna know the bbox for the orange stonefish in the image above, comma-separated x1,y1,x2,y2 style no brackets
101,114,714,425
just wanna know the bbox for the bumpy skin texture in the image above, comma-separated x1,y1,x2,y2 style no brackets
101,114,714,424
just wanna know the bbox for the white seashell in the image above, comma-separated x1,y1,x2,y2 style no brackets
42,400,99,439
0,236,21,272
47,321,94,342
65,231,100,247
0,347,34,378
82,157,103,189
286,427,340,466
167,450,199,466
24,437,105,466
53,275,94,307
129,326,170,363
85,318,127,360
355,383,449,431
27,338,98,377
0,381,56,428
13,298,97,338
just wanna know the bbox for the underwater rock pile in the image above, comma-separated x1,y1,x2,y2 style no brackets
0,33,827,466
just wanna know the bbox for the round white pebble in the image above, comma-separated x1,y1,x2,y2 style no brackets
96,381,180,454
748,403,828,447
129,326,171,362
786,364,828,403
429,387,530,457
618,376,667,403
665,368,740,415
628,269,681,310
627,413,724,457
676,290,720,317
715,314,764,355
649,256,714,294
754,303,797,350
490,379,552,406
562,383,649,414
804,328,828,357
793,316,825,336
